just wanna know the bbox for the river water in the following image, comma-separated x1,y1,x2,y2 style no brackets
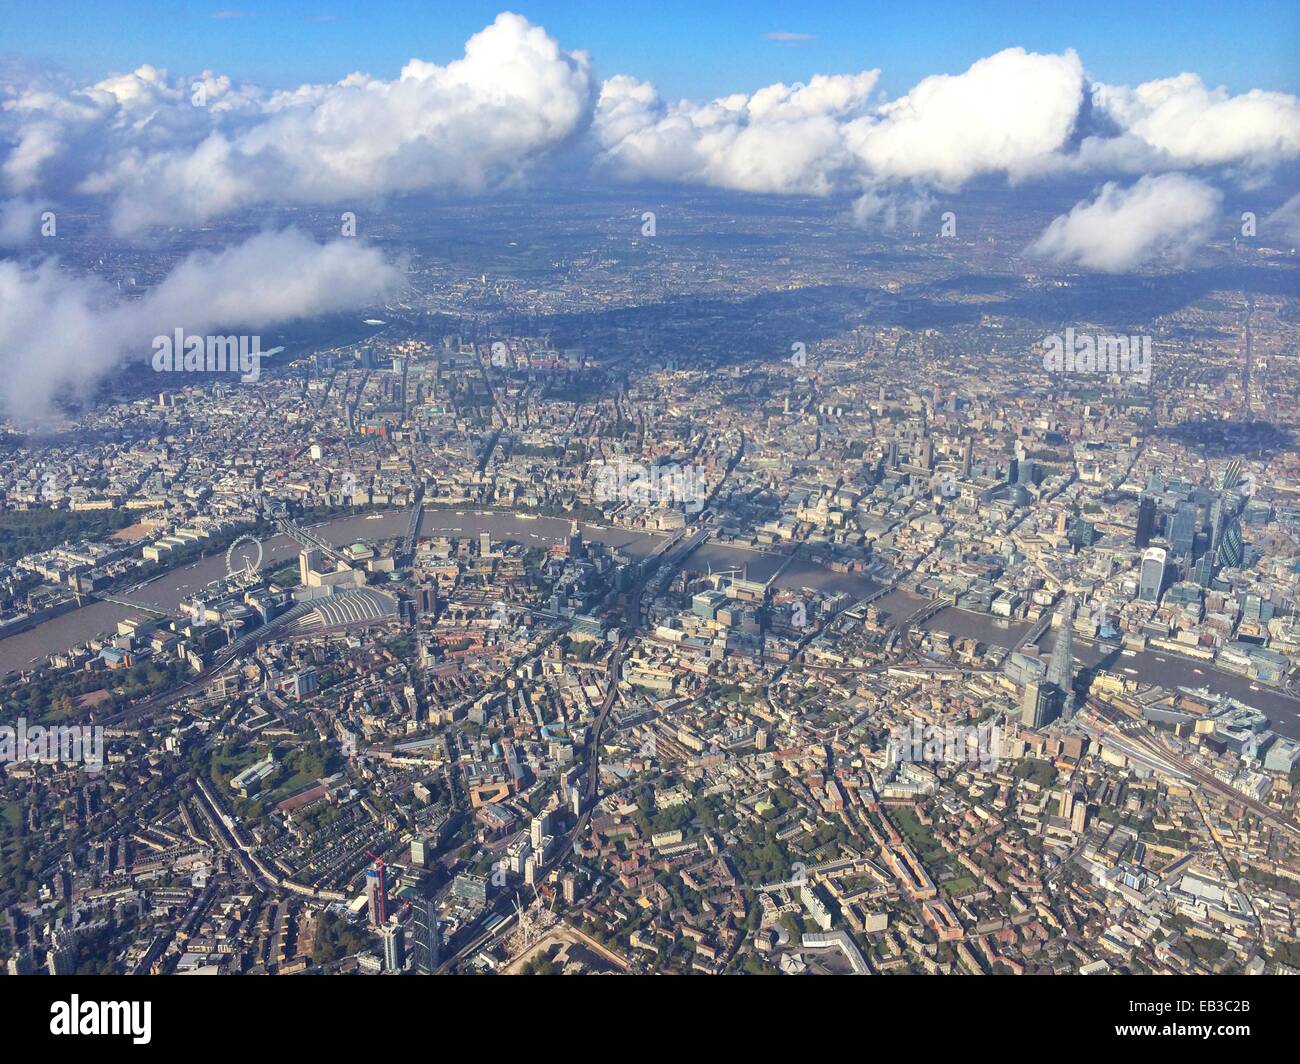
881,593,1300,742
6,509,1298,740
0,509,686,674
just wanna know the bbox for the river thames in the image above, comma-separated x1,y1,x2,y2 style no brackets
5,508,1298,740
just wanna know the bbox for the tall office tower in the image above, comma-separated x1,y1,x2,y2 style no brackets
1048,597,1077,720
1192,553,1215,588
1021,680,1057,729
410,837,430,868
380,921,405,973
1020,680,1039,727
1169,502,1198,559
299,548,322,585
1219,459,1244,492
525,851,543,886
365,862,387,927
412,893,441,974
530,811,550,851
887,439,899,468
920,436,933,471
1216,464,1247,571
479,530,492,555
1208,496,1226,557
1218,518,1246,569
1192,530,1211,567
567,519,584,558
1135,495,1156,549
417,584,438,614
961,436,973,479
1241,593,1265,623
1139,547,1167,603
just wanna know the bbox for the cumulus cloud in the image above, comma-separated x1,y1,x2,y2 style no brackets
2,14,1298,263
594,71,880,195
1027,173,1222,272
592,45,1300,229
1,12,593,233
0,229,402,423
1264,190,1300,244
1092,74,1300,170
0,61,263,204
846,48,1086,188
593,48,1087,196
851,185,934,231
0,197,46,245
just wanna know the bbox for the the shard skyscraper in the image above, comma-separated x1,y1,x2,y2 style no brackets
1048,596,1077,721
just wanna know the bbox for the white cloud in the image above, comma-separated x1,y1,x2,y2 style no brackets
846,48,1086,188
1,17,1297,252
3,122,62,193
851,185,934,231
1027,173,1222,272
594,71,880,195
0,197,45,245
593,46,1300,212
0,61,262,203
1092,74,1300,170
594,48,1086,196
2,13,594,233
1264,190,1300,245
0,229,402,423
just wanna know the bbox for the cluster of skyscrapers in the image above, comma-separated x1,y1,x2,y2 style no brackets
1021,597,1079,729
1137,462,1249,603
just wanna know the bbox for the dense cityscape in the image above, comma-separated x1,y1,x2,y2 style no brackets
0,4,1297,1006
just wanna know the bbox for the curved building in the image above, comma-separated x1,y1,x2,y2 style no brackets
1139,547,1167,604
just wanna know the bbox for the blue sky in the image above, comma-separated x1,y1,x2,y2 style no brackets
5,0,1298,98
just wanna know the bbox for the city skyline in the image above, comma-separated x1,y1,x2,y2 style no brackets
0,0,1297,1013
